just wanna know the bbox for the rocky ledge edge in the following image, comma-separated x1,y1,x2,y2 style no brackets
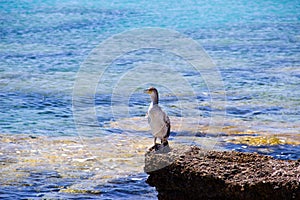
144,146,300,200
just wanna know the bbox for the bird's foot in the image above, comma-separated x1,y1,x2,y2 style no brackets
162,140,168,146
148,141,170,153
149,143,160,152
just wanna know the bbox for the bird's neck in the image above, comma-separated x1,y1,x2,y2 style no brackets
150,92,159,105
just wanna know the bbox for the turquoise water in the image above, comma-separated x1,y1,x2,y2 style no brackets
1,0,300,199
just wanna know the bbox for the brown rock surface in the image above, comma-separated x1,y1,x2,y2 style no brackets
145,146,300,200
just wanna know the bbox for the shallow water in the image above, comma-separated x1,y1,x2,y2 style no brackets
0,133,158,199
1,0,300,199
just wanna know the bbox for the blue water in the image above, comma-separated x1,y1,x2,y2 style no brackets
1,0,300,199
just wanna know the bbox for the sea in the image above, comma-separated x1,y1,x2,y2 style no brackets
0,0,299,199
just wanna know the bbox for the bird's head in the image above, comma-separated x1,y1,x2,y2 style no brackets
144,87,159,104
144,87,157,95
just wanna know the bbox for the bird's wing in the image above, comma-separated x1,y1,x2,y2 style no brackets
163,111,171,139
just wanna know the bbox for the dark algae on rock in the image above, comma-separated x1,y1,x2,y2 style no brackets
145,146,300,200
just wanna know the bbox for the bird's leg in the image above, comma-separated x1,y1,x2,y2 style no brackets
148,137,158,151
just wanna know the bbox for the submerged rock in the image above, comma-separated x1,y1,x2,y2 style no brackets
228,135,300,146
145,146,300,200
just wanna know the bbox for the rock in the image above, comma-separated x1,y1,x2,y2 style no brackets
145,146,300,200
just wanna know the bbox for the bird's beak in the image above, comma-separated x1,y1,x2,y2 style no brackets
144,89,150,94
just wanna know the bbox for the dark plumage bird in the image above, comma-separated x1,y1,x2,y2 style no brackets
144,87,170,150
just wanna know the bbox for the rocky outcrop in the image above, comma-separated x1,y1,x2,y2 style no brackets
145,146,300,200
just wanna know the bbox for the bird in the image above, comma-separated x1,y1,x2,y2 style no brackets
144,87,170,151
